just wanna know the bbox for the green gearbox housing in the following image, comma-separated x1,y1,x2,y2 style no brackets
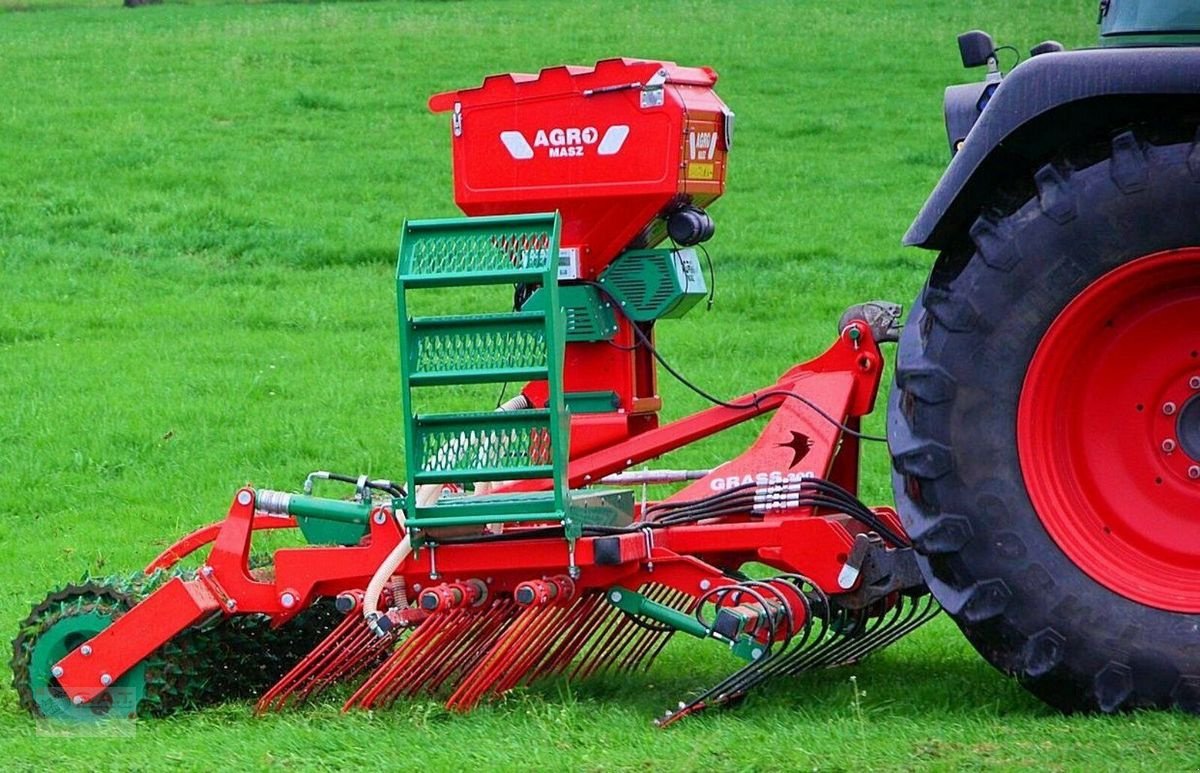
597,248,708,322
525,247,707,346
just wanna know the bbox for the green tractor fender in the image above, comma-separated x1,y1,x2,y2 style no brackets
907,45,1200,252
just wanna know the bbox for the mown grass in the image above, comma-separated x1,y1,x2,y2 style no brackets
3,1,1195,770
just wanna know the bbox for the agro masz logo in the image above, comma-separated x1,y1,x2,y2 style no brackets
499,125,630,159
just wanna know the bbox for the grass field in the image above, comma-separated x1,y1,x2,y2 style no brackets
2,1,1196,770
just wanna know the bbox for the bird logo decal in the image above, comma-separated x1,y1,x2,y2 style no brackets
778,431,813,468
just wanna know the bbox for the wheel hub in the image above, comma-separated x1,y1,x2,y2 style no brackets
27,608,146,722
1176,393,1200,463
1018,247,1200,612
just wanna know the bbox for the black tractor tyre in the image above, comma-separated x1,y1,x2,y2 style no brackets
889,125,1200,714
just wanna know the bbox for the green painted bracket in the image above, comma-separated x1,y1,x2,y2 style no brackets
605,585,767,662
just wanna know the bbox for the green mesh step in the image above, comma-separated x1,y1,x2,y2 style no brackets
398,214,558,287
410,410,557,484
406,312,551,387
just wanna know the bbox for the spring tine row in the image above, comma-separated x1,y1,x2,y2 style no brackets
661,588,940,727
446,595,571,709
445,584,679,710
526,592,606,683
345,599,519,711
256,611,398,714
570,584,678,681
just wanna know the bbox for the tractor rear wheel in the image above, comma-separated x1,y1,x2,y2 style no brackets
889,125,1200,713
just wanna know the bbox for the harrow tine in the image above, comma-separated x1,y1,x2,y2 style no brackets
345,599,520,711
568,595,630,682
447,584,587,709
255,608,397,714
492,603,574,692
526,593,603,683
446,609,545,708
344,608,462,710
659,584,941,727
617,586,688,674
424,603,517,695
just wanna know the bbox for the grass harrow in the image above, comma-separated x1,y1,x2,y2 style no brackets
12,59,933,724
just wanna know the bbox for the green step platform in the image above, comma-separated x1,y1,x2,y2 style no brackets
395,213,631,552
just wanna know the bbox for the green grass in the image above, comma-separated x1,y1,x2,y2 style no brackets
2,0,1195,769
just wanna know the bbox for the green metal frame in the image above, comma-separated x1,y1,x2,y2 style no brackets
395,213,570,534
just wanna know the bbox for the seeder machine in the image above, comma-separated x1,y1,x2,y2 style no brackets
14,58,933,725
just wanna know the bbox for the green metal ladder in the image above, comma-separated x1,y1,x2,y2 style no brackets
396,212,572,537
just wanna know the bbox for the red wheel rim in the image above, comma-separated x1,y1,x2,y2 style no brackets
1019,247,1200,612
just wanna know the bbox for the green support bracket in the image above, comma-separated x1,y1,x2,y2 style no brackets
605,586,767,662
256,491,371,546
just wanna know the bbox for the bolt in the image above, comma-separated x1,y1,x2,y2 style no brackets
1191,376,1200,390
751,648,763,660
51,666,64,678
237,490,253,506
100,674,112,686
699,579,712,591
373,511,387,525
1164,402,1178,416
412,583,421,593
1163,439,1178,453
1189,466,1200,480
80,645,92,657
72,696,84,706
280,592,297,609
610,590,623,603
200,565,213,578
225,599,238,611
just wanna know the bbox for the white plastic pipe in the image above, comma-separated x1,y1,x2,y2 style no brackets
363,510,410,635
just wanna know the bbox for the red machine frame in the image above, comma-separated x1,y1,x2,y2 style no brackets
54,324,890,705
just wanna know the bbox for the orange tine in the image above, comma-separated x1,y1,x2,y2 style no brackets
256,613,355,713
445,602,548,710
526,593,605,683
589,584,685,678
374,607,484,705
567,594,635,682
376,601,517,707
602,584,669,676
286,621,389,705
421,601,518,695
577,602,644,680
535,595,614,681
257,612,389,713
630,588,693,672
344,608,458,710
493,602,572,694
314,624,397,689
619,587,690,673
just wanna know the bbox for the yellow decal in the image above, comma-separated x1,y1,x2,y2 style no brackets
688,162,715,180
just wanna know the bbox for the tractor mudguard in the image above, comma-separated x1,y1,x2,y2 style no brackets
906,46,1200,251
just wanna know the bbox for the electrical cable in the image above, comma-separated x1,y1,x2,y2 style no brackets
993,44,1021,70
581,280,888,442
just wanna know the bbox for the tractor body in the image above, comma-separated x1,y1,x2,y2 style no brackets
13,1,1200,724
